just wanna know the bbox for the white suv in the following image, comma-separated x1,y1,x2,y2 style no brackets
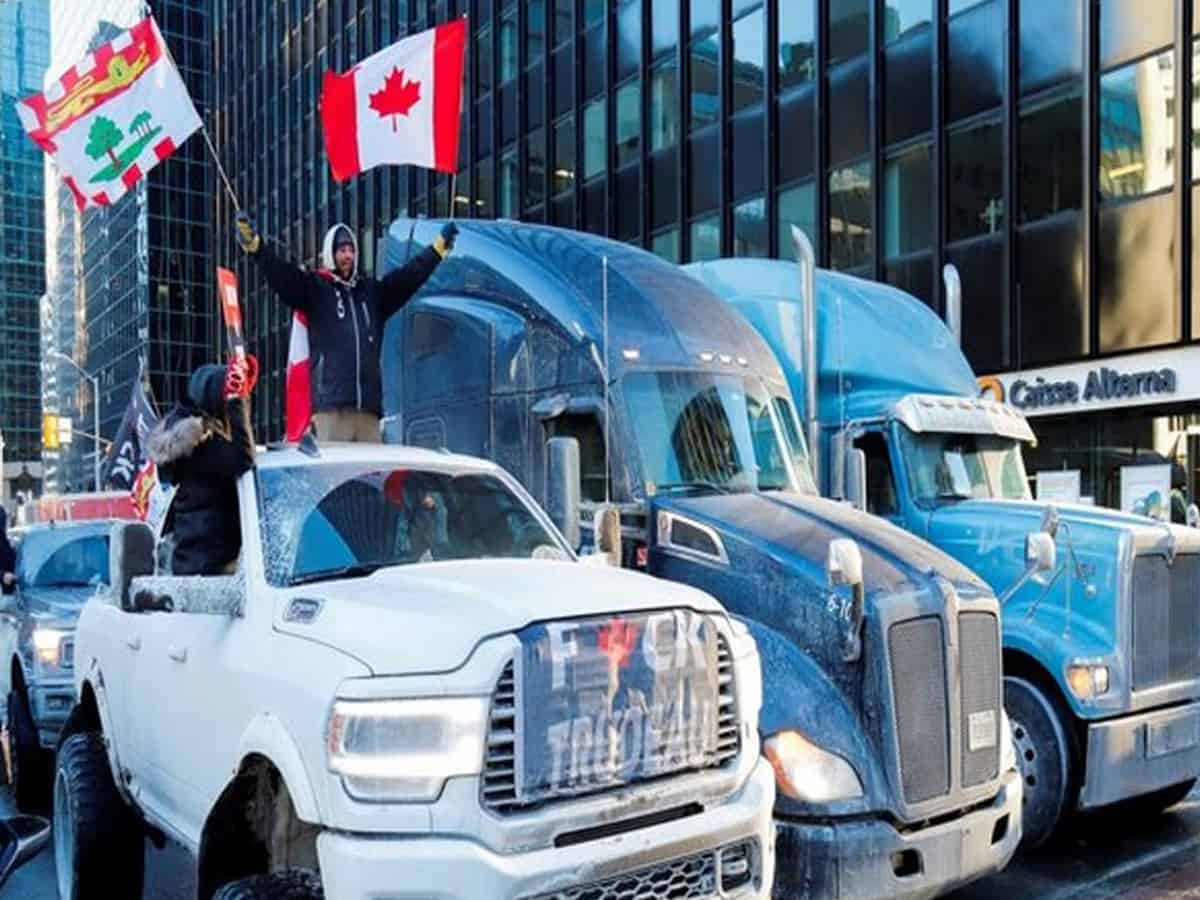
54,443,775,899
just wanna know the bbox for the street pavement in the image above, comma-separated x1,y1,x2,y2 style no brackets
2,783,1197,898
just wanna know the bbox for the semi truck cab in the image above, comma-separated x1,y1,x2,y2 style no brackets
690,254,1200,848
381,220,1023,899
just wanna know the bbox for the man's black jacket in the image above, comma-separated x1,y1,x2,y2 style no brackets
252,236,441,416
147,397,255,576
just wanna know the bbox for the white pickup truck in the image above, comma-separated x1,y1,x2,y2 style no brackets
54,442,775,899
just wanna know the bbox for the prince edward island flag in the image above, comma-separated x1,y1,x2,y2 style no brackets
17,16,201,210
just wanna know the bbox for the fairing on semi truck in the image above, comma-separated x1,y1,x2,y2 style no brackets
380,220,1021,898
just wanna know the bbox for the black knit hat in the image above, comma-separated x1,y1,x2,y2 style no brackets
332,225,355,251
188,364,227,417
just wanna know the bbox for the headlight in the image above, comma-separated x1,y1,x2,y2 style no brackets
32,629,68,668
1066,663,1109,701
763,730,863,803
1000,708,1017,773
326,697,489,803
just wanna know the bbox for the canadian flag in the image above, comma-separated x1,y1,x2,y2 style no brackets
286,311,312,442
320,19,466,181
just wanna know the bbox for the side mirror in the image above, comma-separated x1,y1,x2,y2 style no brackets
594,505,623,568
1026,531,1056,574
0,815,50,889
827,538,866,662
1187,503,1200,529
844,447,867,512
545,437,582,550
110,521,156,611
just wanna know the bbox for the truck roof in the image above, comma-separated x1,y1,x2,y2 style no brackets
382,219,786,384
685,258,980,424
257,441,499,474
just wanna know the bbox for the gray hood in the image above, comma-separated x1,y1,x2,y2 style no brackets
322,222,359,285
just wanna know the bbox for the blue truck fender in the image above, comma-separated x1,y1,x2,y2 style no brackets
1001,614,1124,719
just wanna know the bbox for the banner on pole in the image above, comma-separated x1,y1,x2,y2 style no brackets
103,370,159,493
17,16,202,210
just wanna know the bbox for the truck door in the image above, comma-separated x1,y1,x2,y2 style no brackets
853,431,905,528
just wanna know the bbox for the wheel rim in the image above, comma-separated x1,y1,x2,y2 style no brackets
1010,716,1038,805
54,767,74,900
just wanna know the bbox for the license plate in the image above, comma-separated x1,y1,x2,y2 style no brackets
968,710,998,752
1147,710,1200,759
516,610,721,804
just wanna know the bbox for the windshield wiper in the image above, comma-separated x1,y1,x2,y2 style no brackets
934,491,972,502
656,480,733,496
290,562,387,586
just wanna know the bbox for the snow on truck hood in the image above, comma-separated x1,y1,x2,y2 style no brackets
273,558,727,675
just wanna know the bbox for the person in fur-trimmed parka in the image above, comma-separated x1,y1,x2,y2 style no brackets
147,362,255,576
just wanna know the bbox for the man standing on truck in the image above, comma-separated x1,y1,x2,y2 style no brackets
234,213,458,441
147,361,256,575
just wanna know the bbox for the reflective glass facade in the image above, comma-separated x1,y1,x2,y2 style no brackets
0,0,49,493
42,0,214,493
213,1,1200,439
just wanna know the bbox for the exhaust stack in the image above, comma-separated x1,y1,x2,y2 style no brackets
943,264,962,347
791,226,819,480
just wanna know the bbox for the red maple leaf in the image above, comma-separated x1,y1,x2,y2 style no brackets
598,618,640,670
368,67,422,132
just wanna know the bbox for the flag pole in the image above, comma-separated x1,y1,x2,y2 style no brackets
449,172,458,220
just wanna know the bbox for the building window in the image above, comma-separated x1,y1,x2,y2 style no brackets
883,143,933,258
778,0,815,89
690,0,720,40
651,59,679,150
732,8,765,113
778,180,817,258
499,12,518,84
1099,49,1175,201
525,0,546,60
499,148,518,217
689,215,721,261
829,160,872,270
525,126,546,210
476,26,493,93
554,0,573,46
1019,0,1083,95
653,0,680,58
1101,0,1173,70
884,0,931,44
584,0,606,27
554,115,576,194
948,0,1003,123
652,227,680,262
947,118,1004,241
829,0,869,65
690,32,720,130
475,159,494,217
734,196,768,257
616,81,641,168
584,97,607,180
1019,90,1083,223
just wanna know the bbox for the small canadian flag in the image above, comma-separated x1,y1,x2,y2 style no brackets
320,19,466,181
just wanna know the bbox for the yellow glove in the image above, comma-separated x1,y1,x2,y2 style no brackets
235,212,261,254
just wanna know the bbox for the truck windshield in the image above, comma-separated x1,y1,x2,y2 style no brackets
258,464,570,587
18,532,110,589
899,429,1031,505
623,370,812,495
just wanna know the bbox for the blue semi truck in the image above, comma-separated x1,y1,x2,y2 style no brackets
379,219,1024,898
688,243,1200,848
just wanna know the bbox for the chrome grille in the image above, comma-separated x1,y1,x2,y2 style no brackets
1132,554,1200,692
482,635,740,814
889,616,950,804
959,612,1001,788
521,840,757,900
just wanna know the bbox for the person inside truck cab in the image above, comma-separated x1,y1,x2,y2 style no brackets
146,361,256,576
234,213,458,442
0,508,15,595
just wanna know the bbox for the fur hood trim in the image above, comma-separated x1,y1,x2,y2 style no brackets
147,414,206,465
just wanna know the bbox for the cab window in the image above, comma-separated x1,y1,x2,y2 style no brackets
855,432,899,516
545,413,609,501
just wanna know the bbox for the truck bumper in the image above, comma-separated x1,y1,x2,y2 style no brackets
317,757,776,900
773,770,1022,900
29,677,74,749
1078,701,1200,809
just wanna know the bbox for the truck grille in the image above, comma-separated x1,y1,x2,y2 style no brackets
482,634,740,814
1132,554,1200,692
959,612,1001,788
889,616,950,804
521,839,757,900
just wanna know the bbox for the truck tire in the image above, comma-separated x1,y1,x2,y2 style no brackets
6,688,49,812
212,870,324,899
53,732,144,900
1005,676,1078,849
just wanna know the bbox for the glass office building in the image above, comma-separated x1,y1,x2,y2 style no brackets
213,0,1200,516
42,0,215,493
0,0,50,503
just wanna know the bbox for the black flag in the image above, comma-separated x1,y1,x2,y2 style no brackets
102,370,159,490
